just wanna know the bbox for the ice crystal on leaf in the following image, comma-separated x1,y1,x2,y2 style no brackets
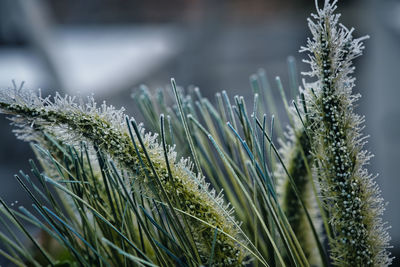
0,85,246,266
300,1,392,266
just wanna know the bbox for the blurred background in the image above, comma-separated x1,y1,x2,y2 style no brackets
0,0,399,264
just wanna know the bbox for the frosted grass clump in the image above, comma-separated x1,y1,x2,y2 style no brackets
0,85,247,266
300,0,391,266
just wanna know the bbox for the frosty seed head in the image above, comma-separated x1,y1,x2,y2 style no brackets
301,0,391,266
0,84,247,266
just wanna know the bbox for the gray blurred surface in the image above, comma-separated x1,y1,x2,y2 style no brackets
364,0,400,259
0,0,399,265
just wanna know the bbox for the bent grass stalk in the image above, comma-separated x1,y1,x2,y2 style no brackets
0,88,246,266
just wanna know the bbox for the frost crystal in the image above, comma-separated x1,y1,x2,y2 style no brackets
0,85,246,266
301,1,391,266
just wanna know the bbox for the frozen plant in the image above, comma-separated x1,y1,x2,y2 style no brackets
0,0,393,266
300,0,392,266
0,85,247,266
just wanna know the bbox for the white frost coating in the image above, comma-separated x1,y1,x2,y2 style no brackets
0,83,247,266
301,1,391,266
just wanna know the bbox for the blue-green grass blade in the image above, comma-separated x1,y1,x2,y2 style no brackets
102,238,158,267
43,175,154,263
0,197,54,265
0,248,26,267
43,206,110,267
208,227,219,267
255,118,328,267
287,56,299,100
207,134,283,266
171,78,202,175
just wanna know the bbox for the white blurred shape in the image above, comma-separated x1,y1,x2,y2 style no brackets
55,26,182,96
0,26,183,95
0,49,49,89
